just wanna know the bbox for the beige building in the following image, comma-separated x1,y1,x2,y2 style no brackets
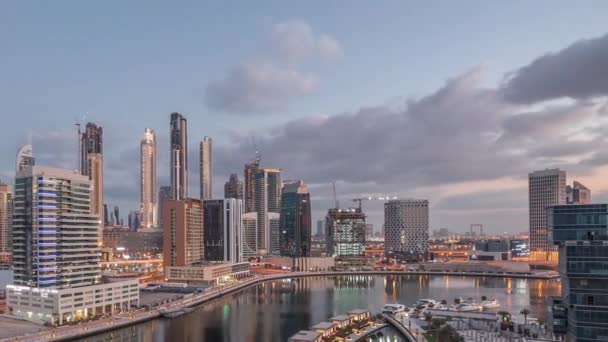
0,183,12,266
140,128,157,228
162,199,204,267
165,262,250,285
529,169,565,261
199,136,212,200
86,153,104,234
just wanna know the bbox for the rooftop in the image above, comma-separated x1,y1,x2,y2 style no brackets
311,322,336,330
288,330,321,342
348,309,369,315
330,314,351,322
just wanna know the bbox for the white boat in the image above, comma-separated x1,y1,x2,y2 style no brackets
481,299,501,309
382,303,406,314
416,299,438,308
434,303,449,310
455,303,481,312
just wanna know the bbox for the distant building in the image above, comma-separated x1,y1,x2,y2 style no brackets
162,198,204,267
566,180,591,204
157,185,171,230
316,220,324,238
253,168,281,254
224,173,243,200
326,208,366,257
279,180,312,257
128,210,141,231
199,136,212,200
243,159,260,213
103,227,163,257
529,169,565,261
0,182,12,266
509,239,529,258
365,224,374,240
103,204,109,227
113,206,120,227
203,199,243,262
140,128,157,228
242,213,258,259
549,204,608,340
470,240,510,261
170,112,188,200
384,199,429,259
15,144,35,173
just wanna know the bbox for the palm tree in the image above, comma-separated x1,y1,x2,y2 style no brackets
481,296,487,301
520,308,531,327
454,298,461,305
441,299,447,305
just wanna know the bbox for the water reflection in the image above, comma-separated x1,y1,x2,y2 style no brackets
85,275,560,342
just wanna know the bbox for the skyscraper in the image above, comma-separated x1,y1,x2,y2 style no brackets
200,136,212,200
140,128,157,228
157,185,171,230
13,166,101,288
15,144,35,173
253,168,281,254
549,204,608,340
203,199,243,262
243,159,260,212
224,173,243,200
80,123,104,220
103,204,109,227
0,182,12,266
384,199,429,260
279,180,312,257
113,206,120,227
162,198,204,267
316,220,324,238
529,169,566,261
242,213,258,259
170,112,188,200
128,210,141,231
566,180,591,204
326,208,366,257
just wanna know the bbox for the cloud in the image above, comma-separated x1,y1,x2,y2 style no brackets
502,33,608,103
205,63,317,113
205,19,341,114
270,20,343,64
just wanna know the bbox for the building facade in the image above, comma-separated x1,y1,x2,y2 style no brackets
80,123,104,222
243,159,260,213
566,180,591,205
199,136,212,200
140,128,157,228
15,144,35,173
157,185,171,230
279,180,311,257
13,166,101,288
0,183,12,266
165,262,250,285
326,208,366,257
224,173,243,200
384,199,429,260
170,112,188,200
253,168,281,254
242,212,258,259
203,199,243,262
549,204,608,341
529,169,566,261
162,198,204,267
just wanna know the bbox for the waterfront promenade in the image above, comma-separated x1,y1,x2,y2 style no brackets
0,269,558,342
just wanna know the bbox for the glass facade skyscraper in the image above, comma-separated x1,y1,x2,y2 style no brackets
279,180,311,257
549,204,608,341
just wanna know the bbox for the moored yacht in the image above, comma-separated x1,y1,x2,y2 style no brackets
382,303,406,314
481,299,501,309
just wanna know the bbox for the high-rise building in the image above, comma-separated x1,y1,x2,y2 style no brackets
8,165,139,326
253,168,281,254
224,173,243,200
243,159,260,212
140,128,157,228
170,112,188,200
279,180,311,257
13,166,101,288
529,168,566,261
80,123,103,223
326,208,366,256
384,199,429,259
242,213,258,259
203,199,243,262
200,136,212,200
80,122,102,175
566,180,591,204
0,182,12,266
158,185,171,230
162,198,204,267
103,204,109,227
549,204,608,340
316,220,324,238
113,206,120,227
128,210,141,231
15,144,35,173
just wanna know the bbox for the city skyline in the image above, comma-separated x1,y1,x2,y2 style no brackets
4,3,608,232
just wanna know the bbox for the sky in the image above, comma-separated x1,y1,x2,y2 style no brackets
2,1,608,232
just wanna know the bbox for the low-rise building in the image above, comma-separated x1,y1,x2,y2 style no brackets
311,322,337,338
347,309,370,321
261,256,334,271
7,279,139,325
165,262,250,285
330,314,353,329
288,330,322,342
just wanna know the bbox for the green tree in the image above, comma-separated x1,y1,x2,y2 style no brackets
520,308,531,327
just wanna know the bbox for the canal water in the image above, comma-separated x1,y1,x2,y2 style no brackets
84,275,560,342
